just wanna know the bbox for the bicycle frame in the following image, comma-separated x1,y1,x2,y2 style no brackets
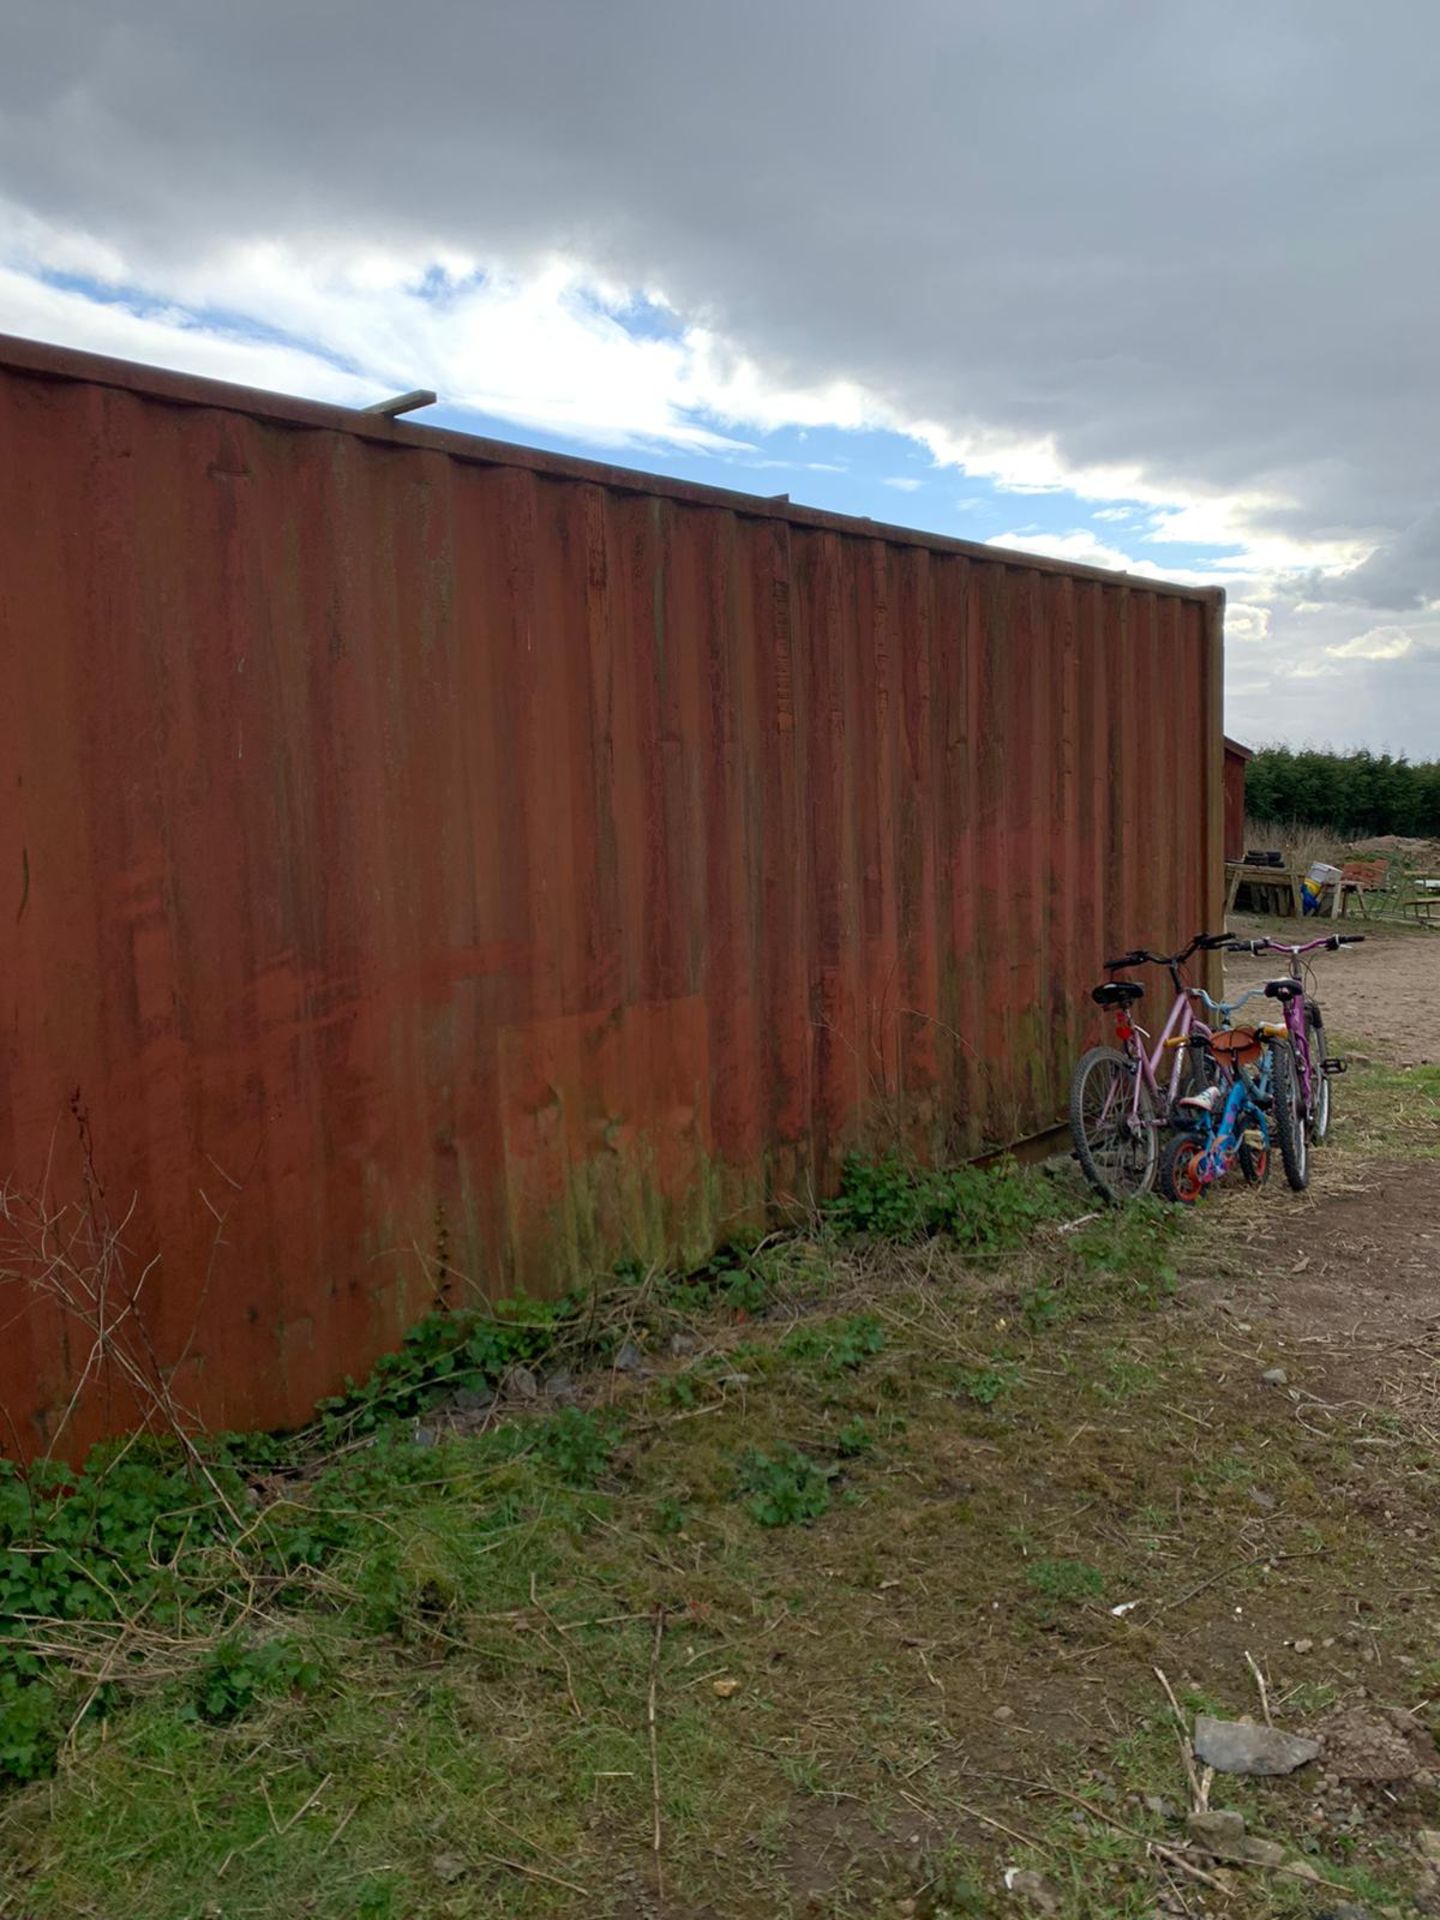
1235,933,1359,1122
1189,1046,1274,1188
1105,986,1208,1127
1072,932,1233,1199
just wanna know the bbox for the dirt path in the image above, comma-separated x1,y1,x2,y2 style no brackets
1226,908,1440,1066
1206,918,1440,1405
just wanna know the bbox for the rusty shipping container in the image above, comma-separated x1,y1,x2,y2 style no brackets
0,335,1224,1457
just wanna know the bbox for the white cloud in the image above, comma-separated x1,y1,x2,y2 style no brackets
986,529,1138,574
1225,601,1272,645
0,261,372,404
882,475,923,492
1326,625,1416,661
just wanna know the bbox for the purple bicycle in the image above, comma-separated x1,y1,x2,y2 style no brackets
1069,932,1233,1202
1225,932,1362,1174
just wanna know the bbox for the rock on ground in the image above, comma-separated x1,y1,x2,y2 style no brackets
1192,1714,1320,1776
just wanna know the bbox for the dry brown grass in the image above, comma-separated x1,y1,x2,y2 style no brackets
1241,816,1366,873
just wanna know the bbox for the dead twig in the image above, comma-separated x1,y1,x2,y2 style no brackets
1159,1546,1327,1616
979,1771,1230,1893
1153,1667,1205,1812
478,1851,589,1897
1243,1648,1273,1728
648,1605,665,1894
905,1787,1041,1853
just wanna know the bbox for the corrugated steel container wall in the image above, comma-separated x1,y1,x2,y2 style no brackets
0,338,1224,1456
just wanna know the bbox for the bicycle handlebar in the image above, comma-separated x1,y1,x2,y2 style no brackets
1189,984,1266,1016
1103,930,1231,972
1225,934,1365,957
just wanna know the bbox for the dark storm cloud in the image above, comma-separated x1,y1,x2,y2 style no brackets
4,0,1440,709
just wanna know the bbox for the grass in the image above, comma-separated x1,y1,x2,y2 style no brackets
4,1083,1440,1917
1341,1053,1440,1155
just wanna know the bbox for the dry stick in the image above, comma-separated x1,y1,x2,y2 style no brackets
529,1571,583,1720
1031,1784,1231,1894
478,1851,590,1898
1152,1667,1205,1813
904,1787,1042,1854
1159,1536,1328,1612
1244,1648,1274,1728
1003,1766,1359,1899
648,1606,666,1895
320,1803,358,1856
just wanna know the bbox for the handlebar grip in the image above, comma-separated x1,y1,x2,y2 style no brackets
1331,934,1365,948
1195,932,1232,950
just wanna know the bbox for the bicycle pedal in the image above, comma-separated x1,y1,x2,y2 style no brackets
1321,1057,1348,1076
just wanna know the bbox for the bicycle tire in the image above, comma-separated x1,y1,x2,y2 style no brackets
1069,1046,1159,1202
1270,1041,1310,1191
1159,1130,1208,1205
1306,1001,1331,1145
1238,1132,1270,1186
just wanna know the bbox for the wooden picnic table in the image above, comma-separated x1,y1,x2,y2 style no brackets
1224,856,1390,920
1224,861,1304,918
1398,872,1440,923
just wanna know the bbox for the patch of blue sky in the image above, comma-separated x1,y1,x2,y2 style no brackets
432,395,1238,578
31,267,371,375
31,267,1237,580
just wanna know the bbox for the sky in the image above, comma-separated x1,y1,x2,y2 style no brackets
2,1,1438,756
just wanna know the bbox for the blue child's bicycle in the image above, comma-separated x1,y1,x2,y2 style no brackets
1158,986,1308,1204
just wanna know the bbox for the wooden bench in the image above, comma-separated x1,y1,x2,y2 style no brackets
1397,872,1440,925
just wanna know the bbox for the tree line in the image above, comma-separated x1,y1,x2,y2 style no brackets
1245,746,1440,838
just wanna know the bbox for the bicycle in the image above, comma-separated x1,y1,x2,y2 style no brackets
1159,994,1307,1201
1069,932,1233,1202
1225,932,1362,1153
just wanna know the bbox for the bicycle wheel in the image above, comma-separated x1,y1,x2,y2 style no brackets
1305,1001,1331,1145
1238,1129,1270,1186
1159,1130,1208,1205
1270,1042,1310,1192
1069,1046,1159,1202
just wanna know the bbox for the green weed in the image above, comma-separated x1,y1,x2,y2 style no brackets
836,1417,877,1458
779,1313,886,1373
193,1635,321,1725
736,1446,836,1527
826,1155,1068,1250
955,1363,1019,1406
533,1408,620,1486
1025,1558,1104,1605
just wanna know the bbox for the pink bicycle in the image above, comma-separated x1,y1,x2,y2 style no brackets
1069,932,1233,1202
1224,932,1362,1175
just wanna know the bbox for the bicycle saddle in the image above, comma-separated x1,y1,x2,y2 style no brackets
1263,978,1303,1001
1092,980,1144,1007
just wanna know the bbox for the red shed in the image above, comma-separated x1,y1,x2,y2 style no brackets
1224,737,1254,863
